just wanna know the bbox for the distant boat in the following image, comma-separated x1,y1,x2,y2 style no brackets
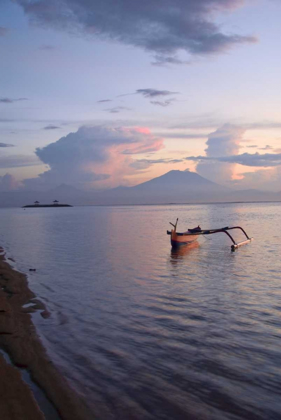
167,218,253,251
23,201,73,208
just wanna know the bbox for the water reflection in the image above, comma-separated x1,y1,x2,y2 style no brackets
1,204,281,420
170,241,200,263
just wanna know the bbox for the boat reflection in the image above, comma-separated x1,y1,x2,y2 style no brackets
170,241,200,263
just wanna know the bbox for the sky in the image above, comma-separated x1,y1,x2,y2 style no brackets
0,0,281,193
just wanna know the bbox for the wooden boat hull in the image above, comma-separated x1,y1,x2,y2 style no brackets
170,230,199,247
167,220,253,251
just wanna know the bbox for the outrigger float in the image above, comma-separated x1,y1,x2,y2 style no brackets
167,219,253,252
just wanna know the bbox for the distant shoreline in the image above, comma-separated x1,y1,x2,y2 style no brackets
22,200,281,208
0,200,279,209
0,249,92,419
85,200,281,207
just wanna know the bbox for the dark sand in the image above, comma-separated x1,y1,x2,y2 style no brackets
0,248,93,420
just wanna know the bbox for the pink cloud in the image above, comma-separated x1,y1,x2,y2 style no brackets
0,174,20,191
133,127,151,134
25,125,164,189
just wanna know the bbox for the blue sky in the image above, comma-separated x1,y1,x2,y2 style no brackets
1,0,281,192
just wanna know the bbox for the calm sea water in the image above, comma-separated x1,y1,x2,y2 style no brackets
0,203,281,420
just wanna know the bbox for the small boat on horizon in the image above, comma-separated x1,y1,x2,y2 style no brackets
167,218,253,251
22,200,72,208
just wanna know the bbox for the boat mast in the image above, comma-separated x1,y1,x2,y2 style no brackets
169,218,178,232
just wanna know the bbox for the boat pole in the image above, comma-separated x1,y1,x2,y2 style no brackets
231,238,253,252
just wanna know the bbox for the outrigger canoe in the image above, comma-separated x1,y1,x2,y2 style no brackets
167,218,253,251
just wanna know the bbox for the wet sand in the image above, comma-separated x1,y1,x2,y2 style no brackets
0,248,93,420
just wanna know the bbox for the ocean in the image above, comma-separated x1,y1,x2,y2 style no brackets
0,203,280,420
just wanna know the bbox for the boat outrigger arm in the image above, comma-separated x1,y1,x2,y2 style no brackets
167,218,253,251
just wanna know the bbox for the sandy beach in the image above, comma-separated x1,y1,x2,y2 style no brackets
0,247,93,420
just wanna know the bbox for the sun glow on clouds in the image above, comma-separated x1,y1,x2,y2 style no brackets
2,119,281,191
23,126,164,190
89,132,165,187
195,124,244,183
230,128,281,185
15,123,281,191
133,127,151,135
186,124,281,189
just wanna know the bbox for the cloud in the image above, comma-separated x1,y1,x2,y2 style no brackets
136,89,178,98
232,167,281,192
259,145,273,151
185,152,281,167
24,125,164,189
0,118,15,122
0,27,8,36
131,158,183,170
244,122,281,130
169,119,281,131
153,132,208,139
152,55,190,66
97,99,112,103
194,124,245,182
0,97,28,104
180,124,281,187
117,89,179,99
0,174,20,192
15,0,256,61
39,44,56,50
150,99,176,107
43,124,61,130
0,143,14,148
104,106,131,114
0,154,41,169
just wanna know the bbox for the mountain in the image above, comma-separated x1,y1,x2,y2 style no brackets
95,170,230,204
94,170,280,204
134,170,228,191
0,171,280,207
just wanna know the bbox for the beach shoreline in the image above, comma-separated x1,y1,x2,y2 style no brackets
0,247,93,420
